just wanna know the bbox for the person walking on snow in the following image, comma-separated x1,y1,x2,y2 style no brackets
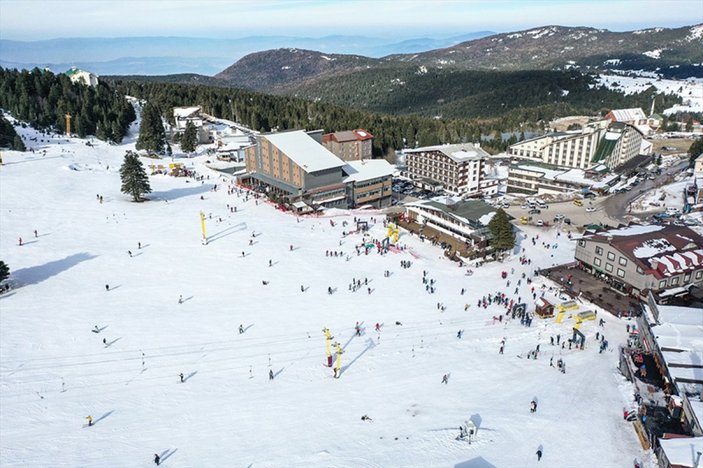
18,237,22,246
530,400,537,413
239,324,244,334
105,284,109,291
86,415,93,426
355,322,361,336
269,369,274,380
179,373,184,383
178,295,183,304
441,374,449,384
536,449,542,461
154,453,160,466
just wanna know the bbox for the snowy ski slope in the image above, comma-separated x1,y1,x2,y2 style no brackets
0,121,650,467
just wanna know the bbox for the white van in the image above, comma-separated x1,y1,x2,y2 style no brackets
665,207,681,216
536,200,547,209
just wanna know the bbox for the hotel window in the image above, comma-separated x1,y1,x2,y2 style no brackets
671,277,679,286
696,271,703,279
594,258,602,267
607,252,615,261
619,257,627,266
636,266,644,274
578,240,585,247
605,263,613,273
659,280,667,288
684,273,691,282
595,246,603,255
617,268,625,278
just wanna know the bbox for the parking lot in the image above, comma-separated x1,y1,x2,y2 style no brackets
504,197,622,230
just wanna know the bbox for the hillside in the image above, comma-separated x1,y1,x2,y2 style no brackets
392,24,703,76
214,24,703,94
214,48,380,90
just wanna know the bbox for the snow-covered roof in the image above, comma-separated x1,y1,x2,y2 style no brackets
632,238,676,258
608,108,647,122
342,159,394,183
657,304,703,326
264,130,345,173
604,225,664,237
173,107,201,118
405,143,489,163
658,436,703,467
323,129,374,143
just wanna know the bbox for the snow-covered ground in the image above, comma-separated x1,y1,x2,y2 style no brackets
595,74,703,115
1,122,651,467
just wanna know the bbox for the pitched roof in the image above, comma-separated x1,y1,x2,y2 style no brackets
408,199,502,226
263,130,345,173
405,143,489,163
608,108,647,122
173,107,202,118
322,129,374,143
342,159,394,183
584,224,703,278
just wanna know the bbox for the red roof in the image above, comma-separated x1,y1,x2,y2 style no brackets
322,129,374,143
585,224,703,279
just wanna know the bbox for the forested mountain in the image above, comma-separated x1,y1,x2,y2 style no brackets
391,24,703,76
214,49,378,90
274,68,681,120
0,68,135,142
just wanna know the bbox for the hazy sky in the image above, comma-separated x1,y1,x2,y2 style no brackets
1,0,701,40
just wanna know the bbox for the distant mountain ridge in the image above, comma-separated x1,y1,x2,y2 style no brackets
214,24,703,93
0,32,494,76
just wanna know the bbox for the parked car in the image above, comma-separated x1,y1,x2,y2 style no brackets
563,218,572,225
573,199,583,207
536,219,544,226
586,206,596,212
666,207,681,215
528,209,541,215
501,202,511,209
520,216,529,225
554,214,565,221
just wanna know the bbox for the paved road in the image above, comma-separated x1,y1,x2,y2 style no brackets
601,160,688,222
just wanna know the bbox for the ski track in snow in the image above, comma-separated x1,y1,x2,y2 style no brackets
0,120,650,467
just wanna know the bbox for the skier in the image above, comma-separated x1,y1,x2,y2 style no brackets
103,338,107,346
530,400,537,413
18,237,22,246
289,245,293,251
239,324,244,334
269,369,274,381
441,374,449,384
93,325,100,333
128,250,132,257
327,286,332,295
361,414,373,421
34,229,37,238
105,284,109,291
375,323,381,332
154,453,160,466
179,373,184,383
536,449,542,461
269,259,272,267
355,322,361,336
86,415,93,427
301,285,305,292
178,295,183,304
138,242,141,249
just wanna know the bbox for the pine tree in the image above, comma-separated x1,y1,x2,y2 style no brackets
0,260,9,283
689,138,703,166
181,121,197,153
13,135,25,151
120,150,152,202
488,208,515,252
135,102,165,153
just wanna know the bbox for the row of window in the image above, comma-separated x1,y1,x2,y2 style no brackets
659,271,702,288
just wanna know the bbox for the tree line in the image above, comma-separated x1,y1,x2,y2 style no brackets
0,116,25,151
0,67,136,142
